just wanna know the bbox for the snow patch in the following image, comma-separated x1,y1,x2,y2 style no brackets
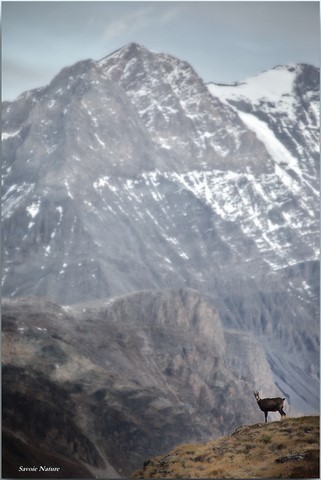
2,129,21,140
236,111,302,194
208,66,296,106
2,183,35,219
26,201,40,218
65,180,74,199
94,133,106,147
93,176,118,193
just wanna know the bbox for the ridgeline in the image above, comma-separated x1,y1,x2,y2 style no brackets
134,416,319,478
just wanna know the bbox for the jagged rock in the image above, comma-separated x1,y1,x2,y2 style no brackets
276,453,305,463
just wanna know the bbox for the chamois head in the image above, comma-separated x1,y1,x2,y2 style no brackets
253,391,260,402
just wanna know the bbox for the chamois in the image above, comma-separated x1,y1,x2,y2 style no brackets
253,391,286,423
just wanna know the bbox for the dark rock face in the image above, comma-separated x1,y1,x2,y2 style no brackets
3,430,93,478
3,366,104,468
2,291,277,477
1,44,319,475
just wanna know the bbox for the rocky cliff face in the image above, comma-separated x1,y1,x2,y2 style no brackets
2,291,278,477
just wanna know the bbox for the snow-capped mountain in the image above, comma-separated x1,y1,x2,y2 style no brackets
98,43,272,173
2,44,319,417
208,64,319,181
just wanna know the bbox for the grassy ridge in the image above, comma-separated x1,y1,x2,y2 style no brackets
133,416,319,478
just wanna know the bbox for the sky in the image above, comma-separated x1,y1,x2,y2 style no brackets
2,1,320,101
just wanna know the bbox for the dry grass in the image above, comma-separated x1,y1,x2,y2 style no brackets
133,415,319,478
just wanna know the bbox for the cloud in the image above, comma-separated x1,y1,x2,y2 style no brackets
189,2,319,45
158,5,183,25
103,6,154,40
3,57,50,84
103,4,181,40
2,58,50,100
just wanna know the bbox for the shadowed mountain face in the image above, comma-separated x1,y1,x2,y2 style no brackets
2,291,278,477
2,430,94,479
1,44,319,475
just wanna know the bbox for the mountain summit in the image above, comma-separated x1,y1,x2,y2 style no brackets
2,44,320,419
98,42,272,174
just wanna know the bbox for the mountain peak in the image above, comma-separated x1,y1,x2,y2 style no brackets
98,42,151,69
121,42,149,53
274,62,319,73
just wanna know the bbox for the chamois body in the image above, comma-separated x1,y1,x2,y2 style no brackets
253,391,286,423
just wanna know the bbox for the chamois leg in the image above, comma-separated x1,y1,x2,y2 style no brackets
279,408,286,418
264,411,268,423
